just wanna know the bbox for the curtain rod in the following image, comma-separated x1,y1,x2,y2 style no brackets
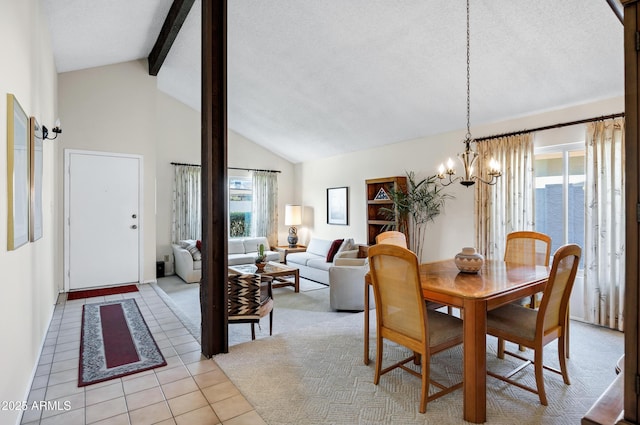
474,112,625,143
170,162,281,173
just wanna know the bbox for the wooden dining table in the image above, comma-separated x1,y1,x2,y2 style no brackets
364,259,550,424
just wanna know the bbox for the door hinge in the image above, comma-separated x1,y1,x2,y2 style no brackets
636,31,640,51
637,203,640,223
636,374,640,394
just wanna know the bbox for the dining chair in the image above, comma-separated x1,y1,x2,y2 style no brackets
503,231,552,352
368,243,463,413
486,243,581,405
228,273,274,340
375,230,407,247
376,230,448,312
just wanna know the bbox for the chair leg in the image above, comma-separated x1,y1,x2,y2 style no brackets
374,336,383,385
251,323,256,340
534,347,548,405
269,310,273,336
420,355,429,413
565,309,570,358
558,333,570,385
497,338,505,359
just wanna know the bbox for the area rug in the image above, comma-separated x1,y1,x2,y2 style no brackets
78,298,166,386
68,284,139,300
214,312,624,425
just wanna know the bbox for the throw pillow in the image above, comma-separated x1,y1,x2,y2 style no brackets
326,239,344,262
186,242,202,261
196,240,202,251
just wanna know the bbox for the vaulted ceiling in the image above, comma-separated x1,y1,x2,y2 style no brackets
42,0,624,163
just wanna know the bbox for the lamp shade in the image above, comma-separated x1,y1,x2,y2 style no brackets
285,204,302,226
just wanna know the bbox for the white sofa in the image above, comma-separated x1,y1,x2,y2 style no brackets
172,237,279,283
285,237,359,285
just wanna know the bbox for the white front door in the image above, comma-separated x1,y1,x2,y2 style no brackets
65,150,143,290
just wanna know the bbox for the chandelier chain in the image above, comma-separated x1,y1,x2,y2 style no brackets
466,0,471,140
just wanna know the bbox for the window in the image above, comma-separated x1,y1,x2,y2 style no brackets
228,174,252,237
534,142,584,267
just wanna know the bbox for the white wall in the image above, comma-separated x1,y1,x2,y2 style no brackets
0,2,58,424
297,96,624,263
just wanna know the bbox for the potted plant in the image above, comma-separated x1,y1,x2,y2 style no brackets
381,171,453,261
255,243,267,271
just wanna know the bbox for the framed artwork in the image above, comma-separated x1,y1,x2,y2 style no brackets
327,186,349,225
6,94,30,250
30,116,43,241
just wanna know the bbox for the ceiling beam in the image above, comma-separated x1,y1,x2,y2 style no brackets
148,0,196,76
607,0,624,24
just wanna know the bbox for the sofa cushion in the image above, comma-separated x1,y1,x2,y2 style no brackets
179,239,196,248
229,253,255,265
336,238,355,256
228,239,245,255
307,258,333,272
306,238,333,257
286,252,318,267
193,260,202,270
185,241,202,261
243,237,270,253
326,239,344,262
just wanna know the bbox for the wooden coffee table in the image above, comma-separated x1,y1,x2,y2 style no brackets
228,261,300,292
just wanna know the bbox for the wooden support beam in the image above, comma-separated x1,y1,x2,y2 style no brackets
200,0,228,357
148,0,195,76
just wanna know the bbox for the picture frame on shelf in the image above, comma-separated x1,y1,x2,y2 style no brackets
327,186,349,225
6,94,30,250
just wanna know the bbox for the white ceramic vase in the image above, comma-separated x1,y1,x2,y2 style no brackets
454,247,484,273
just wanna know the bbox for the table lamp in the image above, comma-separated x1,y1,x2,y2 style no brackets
285,204,302,247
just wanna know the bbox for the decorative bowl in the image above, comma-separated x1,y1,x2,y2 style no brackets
454,247,484,273
255,262,267,272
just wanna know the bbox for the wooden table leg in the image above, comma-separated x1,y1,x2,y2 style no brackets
364,280,370,365
462,298,487,424
294,270,299,293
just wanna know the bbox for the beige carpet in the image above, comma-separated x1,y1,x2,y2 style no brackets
154,276,624,424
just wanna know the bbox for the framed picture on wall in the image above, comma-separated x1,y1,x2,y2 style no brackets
6,94,30,250
29,116,43,241
327,186,349,225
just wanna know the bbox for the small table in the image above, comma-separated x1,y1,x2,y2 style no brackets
229,261,300,292
274,245,306,263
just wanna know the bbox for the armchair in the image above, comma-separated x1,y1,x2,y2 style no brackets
329,257,373,311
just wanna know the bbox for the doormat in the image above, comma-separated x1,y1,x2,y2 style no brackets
68,284,139,300
78,298,166,386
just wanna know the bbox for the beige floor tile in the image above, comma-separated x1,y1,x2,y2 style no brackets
167,390,208,416
45,380,84,400
169,334,196,346
174,341,201,355
161,346,179,358
30,374,50,390
162,377,199,400
85,381,125,405
39,408,85,425
35,363,52,376
90,412,130,425
129,401,172,425
52,349,79,363
178,350,205,364
174,405,220,425
40,392,85,419
85,396,127,424
153,419,177,425
186,360,219,376
223,410,267,425
47,368,78,386
156,365,190,385
121,369,153,381
50,358,77,373
39,353,54,365
201,381,240,404
125,386,165,411
193,369,228,389
211,394,253,422
123,373,160,395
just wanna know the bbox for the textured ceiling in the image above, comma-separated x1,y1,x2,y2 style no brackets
42,0,624,164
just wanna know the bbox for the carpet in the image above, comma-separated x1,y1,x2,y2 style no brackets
67,284,139,300
78,298,166,386
214,312,624,425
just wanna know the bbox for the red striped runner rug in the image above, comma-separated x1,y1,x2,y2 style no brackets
78,299,166,386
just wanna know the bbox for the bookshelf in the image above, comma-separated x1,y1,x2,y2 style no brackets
365,176,408,246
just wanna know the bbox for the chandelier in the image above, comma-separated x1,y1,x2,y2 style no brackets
437,0,501,187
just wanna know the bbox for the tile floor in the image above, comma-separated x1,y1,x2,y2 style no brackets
20,284,266,425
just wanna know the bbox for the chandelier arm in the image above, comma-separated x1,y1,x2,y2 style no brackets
471,174,501,186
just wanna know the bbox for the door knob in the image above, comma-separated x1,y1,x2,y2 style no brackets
132,214,137,219
131,225,138,229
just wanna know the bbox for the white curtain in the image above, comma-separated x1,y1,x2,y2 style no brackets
584,118,625,331
251,171,278,247
475,134,534,260
171,165,202,243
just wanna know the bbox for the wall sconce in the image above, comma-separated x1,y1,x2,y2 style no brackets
284,204,302,247
42,119,62,140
